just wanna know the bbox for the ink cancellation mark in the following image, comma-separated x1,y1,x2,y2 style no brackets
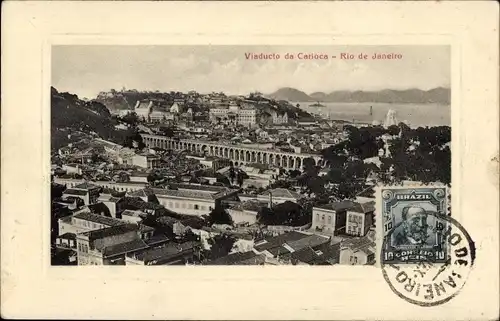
380,191,475,306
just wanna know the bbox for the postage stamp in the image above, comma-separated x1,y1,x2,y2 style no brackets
381,187,449,264
380,210,476,306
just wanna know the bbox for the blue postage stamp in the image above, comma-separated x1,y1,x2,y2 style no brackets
381,187,449,264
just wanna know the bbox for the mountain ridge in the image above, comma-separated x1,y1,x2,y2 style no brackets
268,87,451,104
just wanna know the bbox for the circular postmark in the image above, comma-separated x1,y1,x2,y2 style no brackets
381,212,476,307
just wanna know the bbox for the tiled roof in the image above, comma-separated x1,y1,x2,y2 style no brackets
341,235,376,254
73,182,100,190
230,200,267,212
83,223,139,241
128,188,155,198
171,183,233,194
254,231,308,252
207,251,265,265
121,209,146,218
57,232,76,240
63,189,88,196
73,212,125,227
127,241,197,264
285,234,330,252
102,239,149,258
152,188,216,200
291,247,319,264
349,201,376,213
260,188,301,200
139,224,155,233
316,200,356,212
145,234,170,246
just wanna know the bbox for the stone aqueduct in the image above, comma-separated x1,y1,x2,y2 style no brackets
141,134,324,170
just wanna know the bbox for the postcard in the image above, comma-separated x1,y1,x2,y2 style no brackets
1,1,498,320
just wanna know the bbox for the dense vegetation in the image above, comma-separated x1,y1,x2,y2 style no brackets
51,87,143,150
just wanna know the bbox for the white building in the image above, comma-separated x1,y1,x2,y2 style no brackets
131,153,161,169
58,212,125,236
209,105,258,127
169,102,182,114
227,200,267,225
238,107,257,126
339,230,376,265
134,101,153,120
152,184,239,217
257,188,302,205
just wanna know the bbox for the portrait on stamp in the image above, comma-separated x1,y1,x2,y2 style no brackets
381,187,448,264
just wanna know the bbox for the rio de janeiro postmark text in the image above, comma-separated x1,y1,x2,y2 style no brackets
380,186,476,306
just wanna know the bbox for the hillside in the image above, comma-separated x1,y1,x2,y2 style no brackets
268,87,315,102
96,90,186,112
268,87,451,104
51,87,132,150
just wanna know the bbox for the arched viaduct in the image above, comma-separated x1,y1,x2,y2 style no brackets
141,134,324,170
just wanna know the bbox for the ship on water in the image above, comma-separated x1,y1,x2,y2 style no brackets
309,101,326,107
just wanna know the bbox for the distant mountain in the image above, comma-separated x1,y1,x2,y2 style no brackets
309,92,327,101
268,87,315,102
268,87,451,104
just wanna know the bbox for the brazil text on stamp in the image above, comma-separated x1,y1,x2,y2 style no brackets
381,187,448,264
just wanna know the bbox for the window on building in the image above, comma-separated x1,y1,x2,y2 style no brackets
316,214,319,221
322,215,325,221
350,256,358,264
328,216,332,224
194,204,199,210
175,203,179,208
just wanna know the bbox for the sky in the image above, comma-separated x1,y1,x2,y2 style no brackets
52,45,450,99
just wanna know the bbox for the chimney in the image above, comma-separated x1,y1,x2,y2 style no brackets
268,191,273,209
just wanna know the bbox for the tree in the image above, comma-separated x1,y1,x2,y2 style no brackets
236,171,248,187
121,112,139,126
215,173,230,186
380,125,451,185
302,157,317,174
122,130,146,149
147,172,161,183
208,206,233,225
270,179,294,189
159,126,175,137
257,206,276,225
387,125,400,136
229,166,236,184
257,201,311,226
207,234,236,260
288,169,301,178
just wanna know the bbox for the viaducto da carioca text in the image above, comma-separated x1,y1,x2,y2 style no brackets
245,52,330,60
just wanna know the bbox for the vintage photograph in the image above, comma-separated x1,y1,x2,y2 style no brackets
50,45,451,266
